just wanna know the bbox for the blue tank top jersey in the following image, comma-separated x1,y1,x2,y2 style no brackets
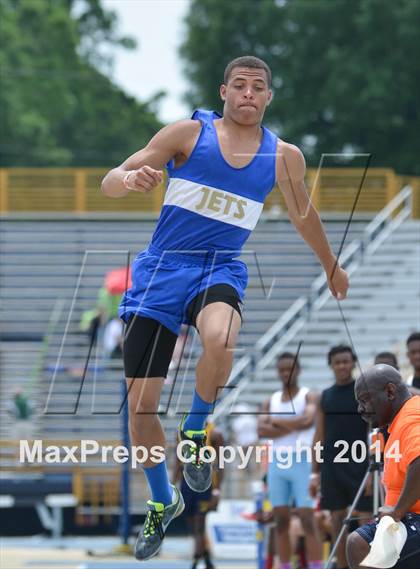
150,109,278,256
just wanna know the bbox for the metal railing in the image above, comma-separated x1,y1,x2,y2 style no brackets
363,184,413,255
213,185,413,420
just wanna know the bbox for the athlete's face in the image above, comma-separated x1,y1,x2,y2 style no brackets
407,340,420,373
330,352,355,383
277,358,300,389
220,67,272,125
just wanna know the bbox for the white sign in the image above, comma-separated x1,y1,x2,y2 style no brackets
206,500,257,560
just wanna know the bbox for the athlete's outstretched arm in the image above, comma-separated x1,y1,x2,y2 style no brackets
276,143,349,300
101,120,199,198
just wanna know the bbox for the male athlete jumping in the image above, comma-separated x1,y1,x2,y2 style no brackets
101,55,349,561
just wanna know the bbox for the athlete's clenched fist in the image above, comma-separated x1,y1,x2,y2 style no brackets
123,166,163,193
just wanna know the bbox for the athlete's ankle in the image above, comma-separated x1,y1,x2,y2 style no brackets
143,461,173,506
182,389,214,433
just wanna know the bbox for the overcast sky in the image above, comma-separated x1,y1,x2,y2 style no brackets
103,0,191,123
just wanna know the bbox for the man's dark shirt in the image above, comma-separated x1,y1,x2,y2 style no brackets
321,380,369,466
412,376,420,389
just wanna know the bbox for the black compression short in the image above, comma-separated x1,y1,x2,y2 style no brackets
123,283,242,378
123,315,178,378
186,283,242,328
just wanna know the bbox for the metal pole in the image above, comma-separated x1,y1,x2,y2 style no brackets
253,481,266,569
119,377,131,546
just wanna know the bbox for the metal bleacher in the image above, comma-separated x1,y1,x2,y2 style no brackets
2,186,418,510
232,195,420,409
0,215,367,444
1,179,418,517
285,219,420,382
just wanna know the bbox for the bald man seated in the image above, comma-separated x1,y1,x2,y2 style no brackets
346,364,420,569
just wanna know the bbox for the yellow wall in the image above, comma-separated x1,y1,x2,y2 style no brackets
0,167,419,217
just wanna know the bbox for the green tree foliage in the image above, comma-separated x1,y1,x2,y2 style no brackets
0,0,162,166
180,0,420,174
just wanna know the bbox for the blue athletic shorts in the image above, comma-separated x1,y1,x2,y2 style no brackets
356,512,420,569
118,244,248,335
267,453,314,509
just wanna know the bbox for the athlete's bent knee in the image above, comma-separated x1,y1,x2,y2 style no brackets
202,330,236,358
126,383,160,416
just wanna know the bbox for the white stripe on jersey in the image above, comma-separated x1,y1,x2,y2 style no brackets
164,178,263,230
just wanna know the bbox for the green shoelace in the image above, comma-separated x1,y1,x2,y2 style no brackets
185,436,210,466
143,508,164,539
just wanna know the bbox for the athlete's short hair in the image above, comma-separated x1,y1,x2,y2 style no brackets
374,351,399,369
277,351,300,368
224,56,272,87
327,344,357,365
407,332,420,346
